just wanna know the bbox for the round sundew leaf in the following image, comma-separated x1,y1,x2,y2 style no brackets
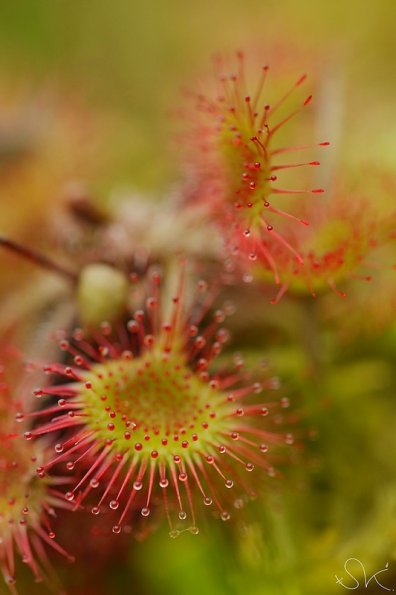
24,271,293,536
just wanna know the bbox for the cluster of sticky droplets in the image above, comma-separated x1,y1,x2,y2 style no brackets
21,271,294,537
183,52,328,283
252,190,396,303
0,358,75,593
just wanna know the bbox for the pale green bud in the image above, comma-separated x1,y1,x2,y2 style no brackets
77,264,129,327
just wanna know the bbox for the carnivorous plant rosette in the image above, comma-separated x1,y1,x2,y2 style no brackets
21,265,293,537
252,182,396,302
0,356,73,593
180,52,328,283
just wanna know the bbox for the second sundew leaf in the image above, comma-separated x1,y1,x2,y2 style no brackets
182,52,328,284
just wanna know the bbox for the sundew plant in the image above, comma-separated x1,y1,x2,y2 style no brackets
0,2,395,595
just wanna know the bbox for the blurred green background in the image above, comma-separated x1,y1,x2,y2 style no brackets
1,1,395,594
1,0,395,193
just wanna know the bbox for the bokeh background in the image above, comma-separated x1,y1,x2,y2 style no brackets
0,1,395,594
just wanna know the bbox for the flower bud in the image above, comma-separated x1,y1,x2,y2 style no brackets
77,263,129,327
